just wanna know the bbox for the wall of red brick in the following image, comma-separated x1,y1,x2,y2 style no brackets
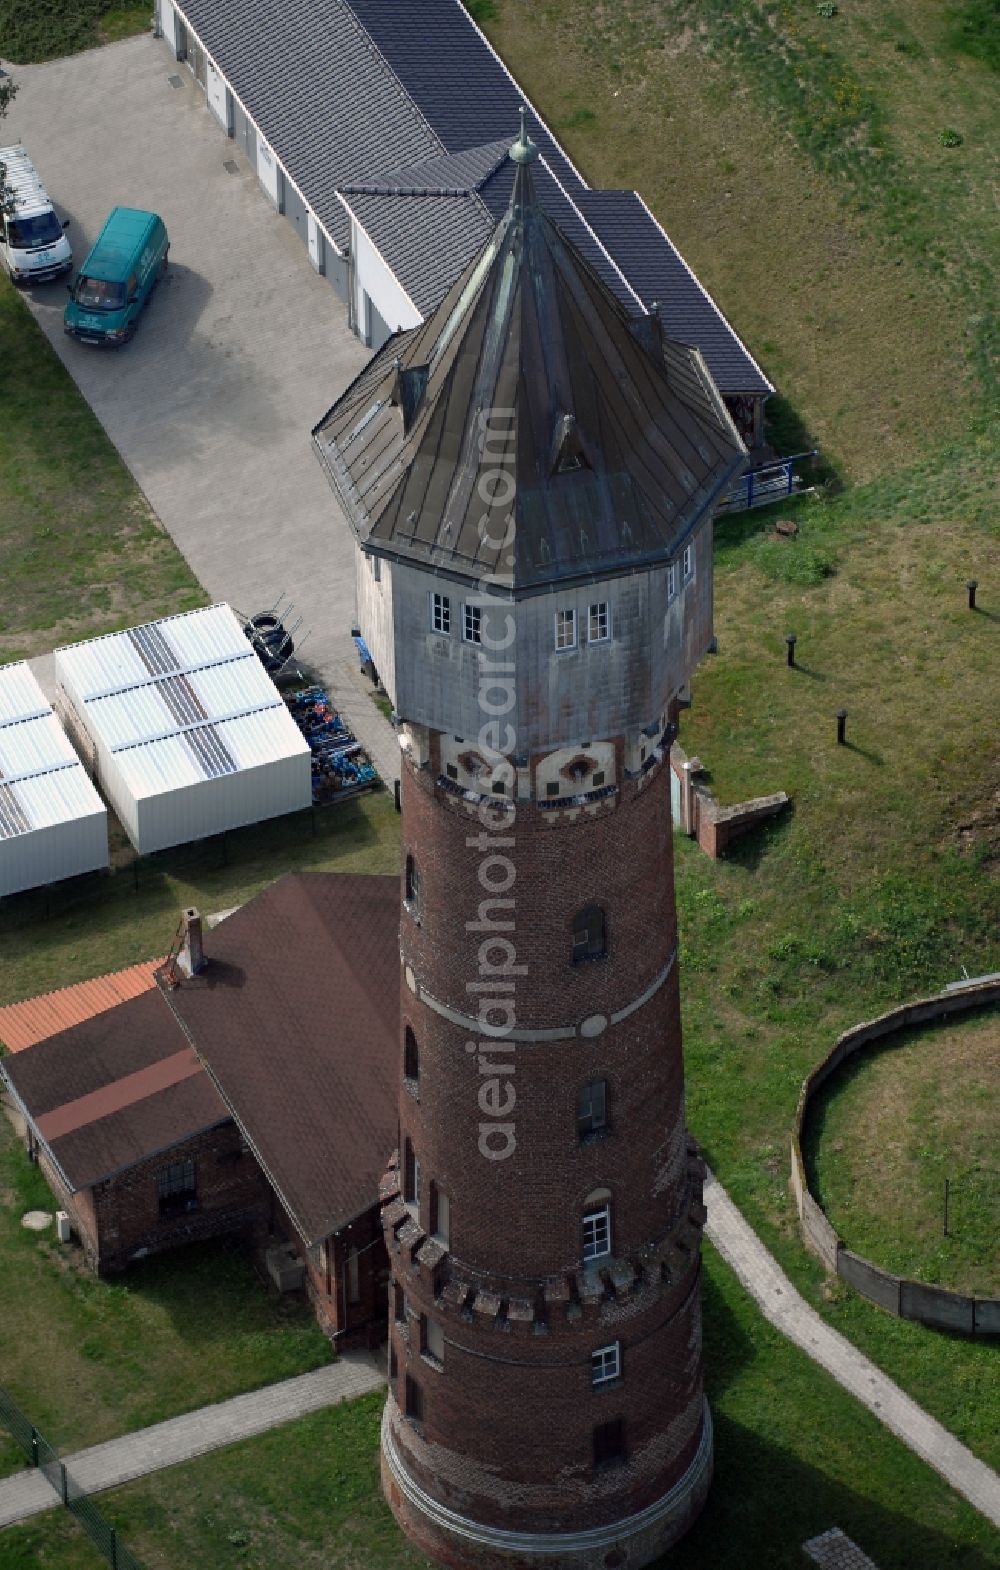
385,740,709,1558
293,1205,390,1348
83,1120,269,1274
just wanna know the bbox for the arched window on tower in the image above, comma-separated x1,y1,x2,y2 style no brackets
572,905,606,964
404,854,420,911
404,1026,419,1084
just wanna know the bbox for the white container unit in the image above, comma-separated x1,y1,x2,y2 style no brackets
0,663,107,897
54,605,311,855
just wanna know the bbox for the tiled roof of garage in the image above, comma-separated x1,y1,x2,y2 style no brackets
176,0,443,254
173,0,770,394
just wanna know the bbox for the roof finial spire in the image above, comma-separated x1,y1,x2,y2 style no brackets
510,104,538,165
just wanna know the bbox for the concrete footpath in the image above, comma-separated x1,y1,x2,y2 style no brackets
0,1351,384,1528
703,1171,1000,1530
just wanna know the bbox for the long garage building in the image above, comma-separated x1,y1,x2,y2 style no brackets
153,0,772,450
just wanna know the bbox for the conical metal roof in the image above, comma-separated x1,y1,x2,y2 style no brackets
313,139,746,595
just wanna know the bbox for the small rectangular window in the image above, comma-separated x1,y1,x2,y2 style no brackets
555,609,577,651
592,1342,621,1386
435,1190,451,1247
593,1417,625,1468
389,1341,398,1380
588,603,610,642
463,603,482,644
347,1247,361,1303
424,1317,445,1365
577,1079,609,1140
431,593,451,634
413,1155,421,1220
405,1374,424,1424
582,1204,611,1262
667,562,678,601
394,1282,405,1323
682,544,694,582
370,554,382,583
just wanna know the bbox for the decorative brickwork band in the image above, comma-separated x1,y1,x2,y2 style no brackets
382,1399,714,1567
404,948,678,1043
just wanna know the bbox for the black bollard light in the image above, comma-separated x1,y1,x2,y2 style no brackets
836,708,848,745
785,633,797,668
966,579,979,611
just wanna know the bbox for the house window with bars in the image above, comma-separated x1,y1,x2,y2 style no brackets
588,602,610,642
554,608,577,651
463,603,482,644
582,1203,611,1262
572,906,606,964
577,1079,609,1141
592,1342,621,1387
157,1160,197,1217
431,593,451,634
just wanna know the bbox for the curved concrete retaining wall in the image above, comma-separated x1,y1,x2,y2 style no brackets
790,980,1000,1336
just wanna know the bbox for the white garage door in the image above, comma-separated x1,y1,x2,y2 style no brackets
257,136,281,209
159,0,177,53
206,60,231,133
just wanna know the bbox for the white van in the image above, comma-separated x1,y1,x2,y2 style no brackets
0,145,72,285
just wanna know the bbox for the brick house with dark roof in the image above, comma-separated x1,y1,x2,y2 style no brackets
2,873,400,1347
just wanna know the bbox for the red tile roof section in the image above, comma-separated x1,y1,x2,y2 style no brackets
36,1048,203,1142
0,962,158,1054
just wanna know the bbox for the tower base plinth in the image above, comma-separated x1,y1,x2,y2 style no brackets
381,1401,713,1570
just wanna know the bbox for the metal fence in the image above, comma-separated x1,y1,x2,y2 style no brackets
0,1386,143,1570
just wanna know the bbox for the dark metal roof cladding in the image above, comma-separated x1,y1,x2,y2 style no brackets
313,157,748,594
176,0,770,393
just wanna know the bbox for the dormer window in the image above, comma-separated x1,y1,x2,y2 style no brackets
549,412,590,476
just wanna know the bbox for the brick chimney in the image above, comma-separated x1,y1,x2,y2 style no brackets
176,908,205,977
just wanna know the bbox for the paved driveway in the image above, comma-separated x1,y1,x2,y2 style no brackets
7,37,400,780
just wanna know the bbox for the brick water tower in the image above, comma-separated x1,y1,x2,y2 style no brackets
313,117,745,1570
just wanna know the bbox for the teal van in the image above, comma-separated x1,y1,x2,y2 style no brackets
64,208,168,346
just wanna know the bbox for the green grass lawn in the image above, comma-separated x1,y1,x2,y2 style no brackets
0,791,400,1467
6,1246,999,1570
0,2,150,63
806,1010,999,1296
469,0,1000,1475
0,1108,331,1471
0,278,205,666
